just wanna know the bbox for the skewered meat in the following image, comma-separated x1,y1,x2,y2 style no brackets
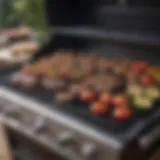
139,73,155,86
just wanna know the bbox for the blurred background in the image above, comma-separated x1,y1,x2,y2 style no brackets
0,0,47,43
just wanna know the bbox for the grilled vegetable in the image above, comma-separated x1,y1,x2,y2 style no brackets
139,74,155,86
127,84,142,96
99,92,111,105
131,61,149,73
80,88,97,102
112,95,129,107
113,107,132,120
146,87,160,100
91,102,108,115
148,67,160,82
133,96,153,110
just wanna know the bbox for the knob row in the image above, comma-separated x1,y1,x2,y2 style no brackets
0,98,98,159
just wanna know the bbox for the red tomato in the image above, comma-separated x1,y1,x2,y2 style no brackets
80,89,97,102
91,102,108,115
131,61,149,73
113,108,132,120
140,74,155,86
112,95,129,107
100,93,111,105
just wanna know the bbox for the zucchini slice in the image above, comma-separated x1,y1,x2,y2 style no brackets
146,87,160,100
127,84,142,96
133,96,153,110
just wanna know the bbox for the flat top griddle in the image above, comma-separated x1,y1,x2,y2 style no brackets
1,0,160,144
1,37,160,143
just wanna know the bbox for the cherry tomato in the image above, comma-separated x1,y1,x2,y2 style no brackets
80,89,97,102
140,74,155,86
131,61,149,73
91,102,108,115
113,108,132,120
112,95,129,107
99,93,111,105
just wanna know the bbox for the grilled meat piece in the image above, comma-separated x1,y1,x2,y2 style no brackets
56,91,75,103
42,78,66,91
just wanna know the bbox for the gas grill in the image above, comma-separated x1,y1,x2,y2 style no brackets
0,1,160,160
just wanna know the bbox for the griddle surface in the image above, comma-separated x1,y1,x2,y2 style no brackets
1,73,160,142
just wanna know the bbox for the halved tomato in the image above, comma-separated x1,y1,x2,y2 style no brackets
131,61,149,74
80,89,97,102
113,108,132,120
99,92,111,105
91,102,108,115
139,74,155,86
112,95,129,107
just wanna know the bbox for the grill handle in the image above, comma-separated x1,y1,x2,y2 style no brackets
139,126,160,150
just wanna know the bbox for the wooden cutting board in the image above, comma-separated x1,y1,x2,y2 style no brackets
0,123,13,160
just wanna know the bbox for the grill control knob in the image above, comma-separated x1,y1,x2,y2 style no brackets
32,117,46,134
57,131,75,145
81,143,97,159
